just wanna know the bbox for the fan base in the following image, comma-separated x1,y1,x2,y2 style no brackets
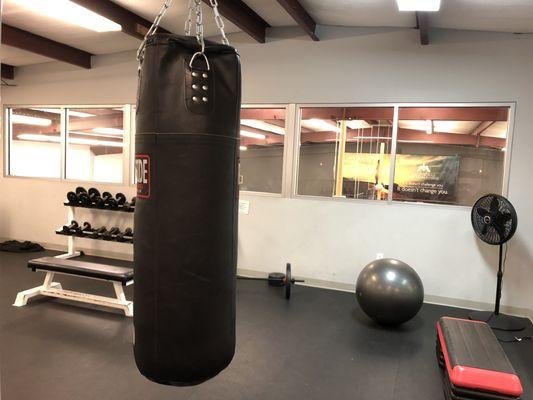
469,311,526,331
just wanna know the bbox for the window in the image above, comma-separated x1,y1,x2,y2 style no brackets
297,105,511,207
66,107,125,183
239,107,286,193
297,107,395,200
7,107,62,178
393,106,510,206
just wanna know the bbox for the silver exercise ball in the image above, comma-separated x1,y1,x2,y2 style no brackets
356,258,424,325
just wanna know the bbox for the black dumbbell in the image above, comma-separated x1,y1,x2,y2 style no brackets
77,222,94,237
74,187,92,206
116,193,135,211
116,227,133,242
101,192,118,209
90,226,107,239
66,191,79,205
61,220,79,235
131,197,136,207
86,188,101,207
103,227,121,241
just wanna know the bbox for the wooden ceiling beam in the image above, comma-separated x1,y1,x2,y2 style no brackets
201,0,270,43
470,121,495,136
275,0,319,41
70,0,170,40
416,12,429,45
1,63,15,80
2,24,92,69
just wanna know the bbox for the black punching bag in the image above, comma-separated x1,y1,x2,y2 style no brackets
134,33,241,386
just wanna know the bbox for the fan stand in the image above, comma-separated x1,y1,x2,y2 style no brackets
469,244,526,331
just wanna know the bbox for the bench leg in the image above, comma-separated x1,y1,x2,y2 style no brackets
113,282,134,317
13,272,62,307
14,272,133,317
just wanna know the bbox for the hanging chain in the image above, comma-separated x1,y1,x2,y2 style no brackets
210,0,229,45
137,0,174,63
193,0,205,53
138,0,230,67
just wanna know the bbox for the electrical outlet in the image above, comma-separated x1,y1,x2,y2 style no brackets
376,253,384,260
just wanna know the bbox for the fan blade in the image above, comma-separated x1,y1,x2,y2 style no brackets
482,224,489,236
477,207,490,218
493,222,505,243
490,196,500,213
495,211,512,226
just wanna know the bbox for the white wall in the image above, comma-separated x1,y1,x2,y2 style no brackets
2,26,533,316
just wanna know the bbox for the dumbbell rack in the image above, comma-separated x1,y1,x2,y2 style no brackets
57,203,134,252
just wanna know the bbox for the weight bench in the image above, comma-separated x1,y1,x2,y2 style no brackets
436,317,523,400
13,256,134,317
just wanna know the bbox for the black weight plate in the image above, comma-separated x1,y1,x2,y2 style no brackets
76,186,87,195
285,263,291,299
88,188,100,198
116,193,126,203
268,272,285,287
67,191,79,204
78,193,91,206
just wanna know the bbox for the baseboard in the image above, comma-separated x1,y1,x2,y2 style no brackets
237,267,533,322
2,238,530,321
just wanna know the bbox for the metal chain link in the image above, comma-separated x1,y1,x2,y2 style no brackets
210,0,230,45
137,0,174,63
193,0,205,53
138,0,230,66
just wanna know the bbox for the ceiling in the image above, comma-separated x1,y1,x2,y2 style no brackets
2,0,533,67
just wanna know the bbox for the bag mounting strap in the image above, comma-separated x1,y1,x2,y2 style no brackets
137,0,229,68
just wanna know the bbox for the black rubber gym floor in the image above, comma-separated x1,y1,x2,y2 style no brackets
1,250,533,400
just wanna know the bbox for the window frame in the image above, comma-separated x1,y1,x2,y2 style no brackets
239,103,291,198
292,102,516,209
3,104,133,186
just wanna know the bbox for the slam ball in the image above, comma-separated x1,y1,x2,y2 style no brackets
355,258,424,325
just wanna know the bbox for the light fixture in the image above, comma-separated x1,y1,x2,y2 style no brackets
30,108,94,118
239,145,248,151
91,128,124,136
344,120,371,130
17,134,123,148
426,120,433,135
301,119,340,132
12,114,52,126
16,0,121,32
241,120,285,135
396,0,441,12
240,130,266,140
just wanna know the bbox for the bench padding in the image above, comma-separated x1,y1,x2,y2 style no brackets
28,257,133,285
437,317,523,399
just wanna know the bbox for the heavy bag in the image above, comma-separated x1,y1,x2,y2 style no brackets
134,33,241,386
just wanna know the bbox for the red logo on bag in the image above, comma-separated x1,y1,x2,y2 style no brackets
135,155,150,199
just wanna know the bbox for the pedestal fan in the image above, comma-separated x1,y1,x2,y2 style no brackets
469,194,524,331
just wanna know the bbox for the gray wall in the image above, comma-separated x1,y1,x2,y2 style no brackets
2,26,533,316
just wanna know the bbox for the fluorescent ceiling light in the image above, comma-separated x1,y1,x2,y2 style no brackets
17,0,122,32
345,120,371,130
30,108,94,118
396,0,441,12
12,114,52,126
241,120,285,135
240,130,266,140
239,146,248,151
426,120,433,135
17,134,123,148
69,130,122,139
92,128,124,136
352,136,392,140
301,119,340,132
